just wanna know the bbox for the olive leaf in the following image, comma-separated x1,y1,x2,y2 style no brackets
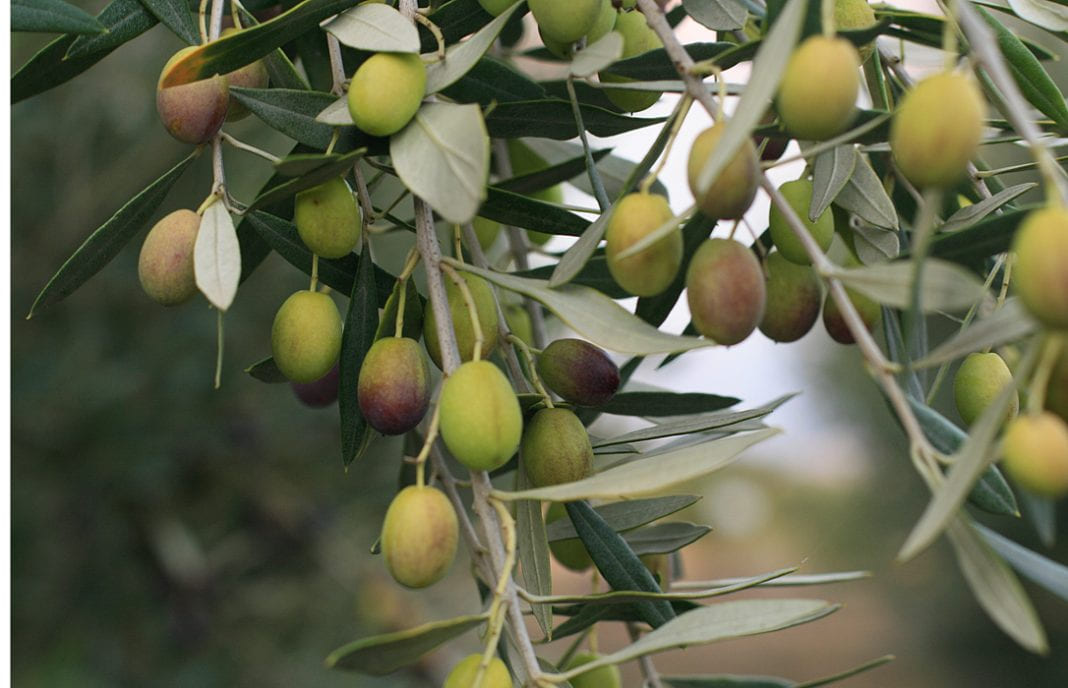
194,200,241,312
12,0,105,34
322,4,421,54
425,1,525,93
326,613,488,674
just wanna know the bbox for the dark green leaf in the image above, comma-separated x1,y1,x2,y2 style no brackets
441,55,548,105
596,391,740,416
244,211,396,300
602,42,757,80
520,256,631,300
928,207,1033,268
274,153,347,178
158,0,355,86
139,0,200,45
235,5,311,91
485,100,667,139
12,0,105,34
326,614,487,674
230,87,362,150
65,0,159,57
249,148,366,212
480,187,590,237
245,357,288,384
375,278,424,341
496,150,612,195
546,495,701,541
566,500,676,628
28,152,197,317
12,0,156,102
340,247,379,466
622,522,712,556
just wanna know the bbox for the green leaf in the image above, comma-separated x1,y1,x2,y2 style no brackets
249,149,366,212
339,247,379,466
549,212,611,287
496,429,777,502
571,599,838,678
245,357,288,384
683,0,749,31
158,0,355,86
977,524,1068,603
546,495,701,541
980,6,1068,130
450,262,712,356
375,278,424,341
485,100,667,139
1005,0,1068,33
326,613,488,674
571,32,625,78
520,257,631,299
947,516,1047,654
441,56,548,106
244,211,396,299
929,207,1032,267
139,0,200,45
695,0,804,194
809,146,856,221
939,183,1037,234
27,152,196,318
12,0,156,102
194,200,241,312
497,149,612,195
593,395,794,447
523,138,670,201
426,1,524,93
566,500,676,627
833,153,898,229
421,0,498,50
232,4,310,90
905,398,1019,517
479,187,589,237
315,96,354,126
596,391,739,417
231,87,355,150
913,299,1037,369
515,468,553,639
851,222,900,265
12,0,105,34
391,102,490,225
828,260,987,312
623,522,712,556
322,4,421,53
64,0,158,57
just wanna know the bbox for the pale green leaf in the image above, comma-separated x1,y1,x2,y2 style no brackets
391,102,490,225
913,299,1037,369
947,517,1047,654
939,183,1038,234
829,259,987,312
326,613,488,674
809,146,856,220
695,0,805,193
852,222,900,264
425,1,524,94
321,4,420,53
833,153,898,229
194,201,241,311
683,0,748,31
571,32,624,78
450,262,712,355
1006,0,1068,32
683,571,871,588
549,210,611,288
564,599,838,680
495,428,778,501
316,95,353,125
515,467,553,639
977,524,1068,603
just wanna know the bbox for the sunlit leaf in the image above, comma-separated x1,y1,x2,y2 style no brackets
322,4,420,53
939,183,1038,234
194,200,241,311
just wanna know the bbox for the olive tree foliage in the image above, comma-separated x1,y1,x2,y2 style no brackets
13,0,1068,683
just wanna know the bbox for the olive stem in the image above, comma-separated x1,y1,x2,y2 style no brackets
414,396,442,488
415,198,463,373
441,261,484,362
353,163,376,229
506,334,554,408
310,254,319,292
198,0,209,43
394,279,407,339
208,0,224,41
475,498,517,688
1027,335,1063,414
412,13,447,61
326,34,347,96
214,310,225,389
565,76,611,211
220,132,281,163
629,623,666,688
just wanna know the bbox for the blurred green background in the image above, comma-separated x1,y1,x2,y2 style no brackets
11,9,1068,688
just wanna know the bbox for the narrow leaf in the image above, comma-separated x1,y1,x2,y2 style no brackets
374,278,424,341
914,299,1037,369
546,495,701,541
484,100,666,139
322,4,421,53
339,248,379,466
231,87,350,150
480,187,589,237
442,55,548,106
623,522,712,556
425,1,524,93
452,262,712,356
596,391,739,417
496,429,778,502
391,102,490,225
683,0,749,31
194,201,241,311
139,0,200,45
571,32,624,78
834,153,898,229
593,395,794,447
326,613,487,674
809,146,856,220
12,0,105,34
28,152,196,317
549,209,611,287
829,260,987,312
695,0,805,193
939,183,1037,234
977,524,1068,603
515,468,553,639
249,149,365,212
566,500,675,628
245,357,287,384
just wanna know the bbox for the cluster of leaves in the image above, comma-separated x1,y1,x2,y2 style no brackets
14,0,1068,683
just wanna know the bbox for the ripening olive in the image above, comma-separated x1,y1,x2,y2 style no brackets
759,251,822,343
293,177,360,259
537,338,620,406
835,0,878,62
1011,207,1068,330
156,46,230,144
439,360,523,471
953,352,1018,427
822,287,880,344
358,337,432,435
138,209,200,306
686,238,766,345
423,273,500,369
777,35,860,141
890,72,985,189
444,654,512,688
380,485,459,588
605,192,682,297
564,652,622,688
271,290,343,383
290,364,340,408
768,178,835,265
529,0,602,45
522,408,594,487
600,10,663,112
687,121,760,220
347,52,426,137
1000,412,1068,498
